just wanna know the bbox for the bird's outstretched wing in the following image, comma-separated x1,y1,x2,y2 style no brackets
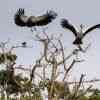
83,24,100,37
61,19,77,37
28,10,57,26
14,8,28,27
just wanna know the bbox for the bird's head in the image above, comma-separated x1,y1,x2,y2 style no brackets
46,10,57,19
80,24,84,29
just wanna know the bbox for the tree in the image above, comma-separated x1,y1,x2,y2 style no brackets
0,9,100,100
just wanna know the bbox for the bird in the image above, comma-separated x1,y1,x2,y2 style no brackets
61,19,100,45
14,8,57,30
21,42,27,47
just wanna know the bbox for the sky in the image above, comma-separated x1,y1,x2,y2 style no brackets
0,0,100,88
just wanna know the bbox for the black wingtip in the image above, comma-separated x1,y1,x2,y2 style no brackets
14,8,26,27
61,19,69,28
16,8,25,15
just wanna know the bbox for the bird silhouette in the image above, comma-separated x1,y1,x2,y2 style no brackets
61,19,100,45
14,8,57,30
21,42,27,47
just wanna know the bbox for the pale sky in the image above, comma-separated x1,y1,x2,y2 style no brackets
0,0,100,88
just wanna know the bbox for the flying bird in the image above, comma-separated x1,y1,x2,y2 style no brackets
61,19,100,45
14,8,57,30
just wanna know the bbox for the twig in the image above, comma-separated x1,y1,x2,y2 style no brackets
63,60,76,81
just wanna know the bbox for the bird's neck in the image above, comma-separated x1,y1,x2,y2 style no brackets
77,31,83,38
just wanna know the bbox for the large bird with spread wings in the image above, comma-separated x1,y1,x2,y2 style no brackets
14,8,57,28
61,19,100,45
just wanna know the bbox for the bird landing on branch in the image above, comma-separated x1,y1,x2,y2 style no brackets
61,18,100,51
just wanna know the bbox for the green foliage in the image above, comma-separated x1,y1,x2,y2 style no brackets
0,53,17,64
0,69,23,94
39,79,70,99
32,87,43,100
20,96,31,100
89,93,100,100
0,70,9,85
6,53,17,62
79,96,88,100
0,96,5,100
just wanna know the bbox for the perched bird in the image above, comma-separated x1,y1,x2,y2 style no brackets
21,42,27,47
61,19,100,45
14,8,57,30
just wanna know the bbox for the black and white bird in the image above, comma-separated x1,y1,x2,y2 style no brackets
14,8,57,30
61,19,100,45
